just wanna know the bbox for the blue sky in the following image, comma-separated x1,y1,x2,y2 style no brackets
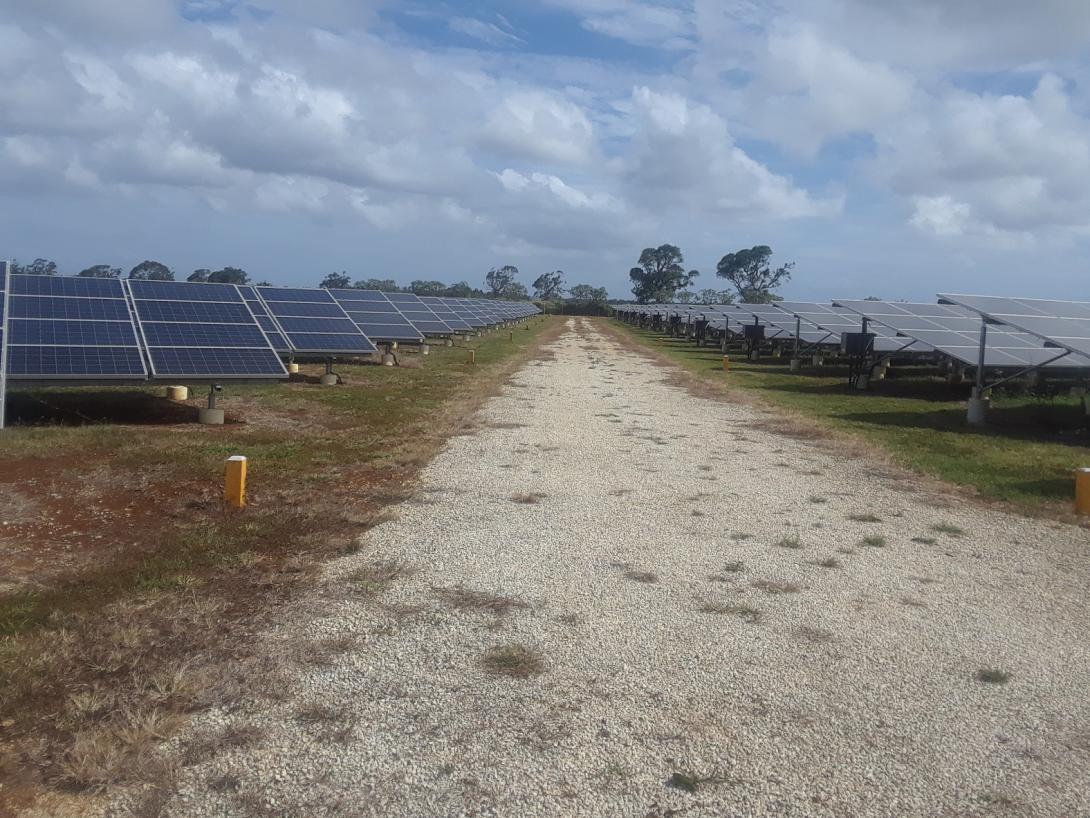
2,1,1090,301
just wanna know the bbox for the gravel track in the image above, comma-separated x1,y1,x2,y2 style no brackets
139,318,1090,818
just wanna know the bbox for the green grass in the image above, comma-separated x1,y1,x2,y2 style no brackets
611,322,1089,512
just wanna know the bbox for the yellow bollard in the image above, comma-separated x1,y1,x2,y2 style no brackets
722,355,730,372
1076,467,1090,515
509,331,514,341
225,455,247,509
467,349,476,365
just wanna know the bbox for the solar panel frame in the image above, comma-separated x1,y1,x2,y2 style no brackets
773,301,922,354
237,286,290,353
126,279,287,381
419,296,473,332
6,274,150,383
938,293,1090,366
442,298,489,328
254,287,378,356
384,292,454,336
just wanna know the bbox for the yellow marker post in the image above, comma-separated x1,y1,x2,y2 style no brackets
722,355,730,372
467,349,476,365
225,455,247,509
509,331,514,341
1076,467,1090,515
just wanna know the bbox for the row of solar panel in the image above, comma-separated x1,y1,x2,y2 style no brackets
617,297,1090,371
0,265,538,383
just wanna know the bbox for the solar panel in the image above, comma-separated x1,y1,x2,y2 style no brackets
774,301,920,353
0,262,9,429
834,299,1090,369
237,286,290,353
6,274,148,380
419,296,473,332
730,303,831,344
442,298,489,329
938,294,1090,365
326,289,424,343
255,287,377,355
127,279,286,379
384,293,454,336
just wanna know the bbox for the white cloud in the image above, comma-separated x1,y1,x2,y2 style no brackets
623,86,842,219
482,90,597,164
545,1,695,49
448,17,524,47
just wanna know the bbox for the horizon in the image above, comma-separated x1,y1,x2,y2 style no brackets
3,2,1090,303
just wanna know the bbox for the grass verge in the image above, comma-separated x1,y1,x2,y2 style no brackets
0,316,561,811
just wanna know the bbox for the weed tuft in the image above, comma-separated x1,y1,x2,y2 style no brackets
751,579,801,595
700,602,762,623
349,559,418,595
861,534,887,548
931,522,965,537
975,668,1011,685
777,535,802,549
814,556,841,569
622,569,659,584
481,643,545,678
434,586,529,616
848,513,882,523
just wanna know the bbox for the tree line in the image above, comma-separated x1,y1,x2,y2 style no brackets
8,257,612,305
628,244,794,304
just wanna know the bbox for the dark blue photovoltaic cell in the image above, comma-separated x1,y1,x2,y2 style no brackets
289,333,381,350
134,300,254,324
148,347,286,376
128,280,241,301
139,322,269,348
276,317,360,334
399,315,450,334
11,319,138,346
342,316,422,341
335,299,401,314
244,299,270,317
264,301,345,318
266,333,289,351
14,296,133,321
7,346,146,376
260,288,332,302
12,276,123,298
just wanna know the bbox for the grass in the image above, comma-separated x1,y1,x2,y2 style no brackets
848,512,882,523
607,321,1090,513
699,602,762,623
911,536,937,545
511,491,547,504
861,534,887,548
730,532,754,542
622,569,659,583
808,495,828,504
814,556,841,569
931,522,966,536
975,668,1012,684
349,559,418,595
751,579,801,595
0,316,560,805
480,643,545,678
777,534,803,549
434,586,529,616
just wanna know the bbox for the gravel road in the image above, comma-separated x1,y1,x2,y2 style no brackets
143,318,1090,818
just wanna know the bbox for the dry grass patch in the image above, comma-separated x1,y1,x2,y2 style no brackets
751,579,801,595
808,495,827,504
622,568,659,584
348,559,418,595
911,535,938,545
795,625,836,643
847,513,882,523
901,596,927,608
931,522,966,537
480,643,545,678
975,668,1011,685
511,491,547,504
776,534,803,549
814,556,841,569
730,532,754,542
608,488,635,496
434,586,529,616
861,534,887,548
699,601,762,623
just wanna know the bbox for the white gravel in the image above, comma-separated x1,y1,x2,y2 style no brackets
131,317,1090,817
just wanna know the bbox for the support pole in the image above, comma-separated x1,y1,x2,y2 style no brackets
967,322,989,426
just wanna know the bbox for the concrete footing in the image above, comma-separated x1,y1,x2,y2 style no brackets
789,358,801,373
198,408,225,425
811,355,824,367
855,373,870,390
421,344,430,356
967,396,989,426
382,353,396,367
166,385,188,401
287,362,300,374
319,373,338,386
748,350,760,362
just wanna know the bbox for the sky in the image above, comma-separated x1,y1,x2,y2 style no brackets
2,1,1090,301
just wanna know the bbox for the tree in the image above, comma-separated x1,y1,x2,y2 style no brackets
207,267,249,285
675,290,696,304
629,244,698,303
78,264,121,278
485,265,518,297
532,270,565,299
128,260,174,280
188,269,211,283
568,284,608,303
254,280,272,287
501,282,529,300
409,280,447,296
863,295,882,301
697,288,734,305
320,271,352,289
11,258,58,276
445,281,482,298
716,245,794,304
354,278,402,292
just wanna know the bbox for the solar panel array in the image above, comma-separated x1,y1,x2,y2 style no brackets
420,296,473,332
774,301,920,353
384,293,452,336
834,299,1090,368
256,287,377,355
127,280,287,379
0,263,8,428
238,286,290,353
8,275,148,380
939,294,1090,364
327,289,424,343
